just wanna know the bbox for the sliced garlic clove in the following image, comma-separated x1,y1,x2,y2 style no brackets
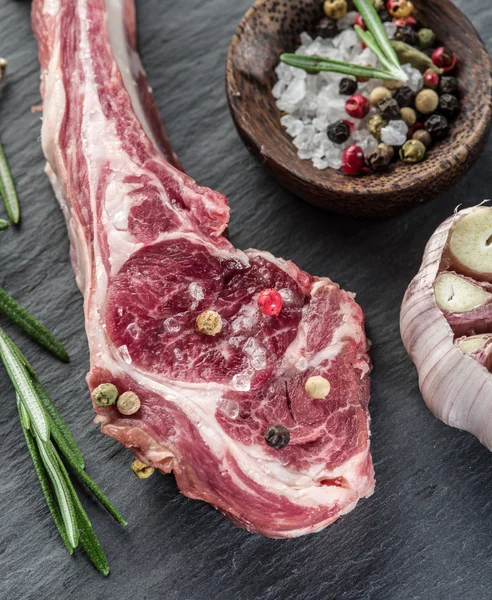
456,335,491,354
434,272,487,313
448,207,492,280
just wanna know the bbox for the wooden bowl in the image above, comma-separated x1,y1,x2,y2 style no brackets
226,0,492,218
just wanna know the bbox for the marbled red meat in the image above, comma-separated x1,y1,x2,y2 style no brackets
32,0,375,537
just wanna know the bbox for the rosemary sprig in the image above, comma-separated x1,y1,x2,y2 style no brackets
2,329,125,575
0,140,20,224
0,287,69,361
279,54,397,81
280,0,408,82
353,0,401,70
34,380,85,469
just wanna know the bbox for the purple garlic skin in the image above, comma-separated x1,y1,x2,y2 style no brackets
401,207,492,450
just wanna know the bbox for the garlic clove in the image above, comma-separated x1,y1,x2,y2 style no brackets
448,207,492,280
434,273,487,313
456,334,492,354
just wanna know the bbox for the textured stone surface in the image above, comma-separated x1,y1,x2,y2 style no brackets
0,0,491,598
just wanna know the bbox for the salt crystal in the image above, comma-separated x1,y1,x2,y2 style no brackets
188,282,204,309
118,345,132,364
279,288,295,304
332,29,359,57
383,22,397,39
231,369,254,392
296,357,308,371
277,78,306,112
293,125,315,151
337,11,359,31
380,120,409,146
218,398,240,420
354,48,377,67
243,338,267,371
126,322,140,339
402,63,423,93
272,79,287,100
313,157,329,170
164,317,181,334
300,32,313,46
229,336,243,348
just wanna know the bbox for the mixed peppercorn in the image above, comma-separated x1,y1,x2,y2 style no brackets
320,0,460,176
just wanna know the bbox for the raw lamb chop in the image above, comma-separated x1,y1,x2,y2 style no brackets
32,0,374,537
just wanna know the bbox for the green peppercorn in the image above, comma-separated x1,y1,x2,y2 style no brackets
400,139,427,163
367,115,388,141
92,383,119,407
265,425,290,450
394,85,416,108
415,88,439,114
400,107,417,127
412,129,432,148
378,97,401,120
392,41,441,73
368,147,392,171
418,28,436,50
378,143,395,161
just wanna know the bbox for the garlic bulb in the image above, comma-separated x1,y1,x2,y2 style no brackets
401,206,492,449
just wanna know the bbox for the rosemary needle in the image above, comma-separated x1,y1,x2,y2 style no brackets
0,331,125,575
0,287,69,362
0,139,20,224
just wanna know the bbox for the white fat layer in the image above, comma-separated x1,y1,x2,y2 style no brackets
104,0,162,154
43,0,60,15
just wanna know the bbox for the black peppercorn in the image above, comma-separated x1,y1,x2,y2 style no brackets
377,97,401,120
378,9,391,22
439,76,459,96
327,120,351,144
339,78,358,96
395,26,418,46
315,17,338,39
368,147,391,171
394,85,416,108
439,93,460,119
264,425,290,450
424,114,449,141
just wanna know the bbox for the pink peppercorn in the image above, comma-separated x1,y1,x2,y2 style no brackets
354,14,367,30
342,145,365,176
345,94,370,119
258,289,283,316
423,69,440,90
432,47,457,73
393,16,417,28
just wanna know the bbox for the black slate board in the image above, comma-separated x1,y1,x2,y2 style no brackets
1,1,492,599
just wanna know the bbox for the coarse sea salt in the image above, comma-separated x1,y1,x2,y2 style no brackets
274,25,390,171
